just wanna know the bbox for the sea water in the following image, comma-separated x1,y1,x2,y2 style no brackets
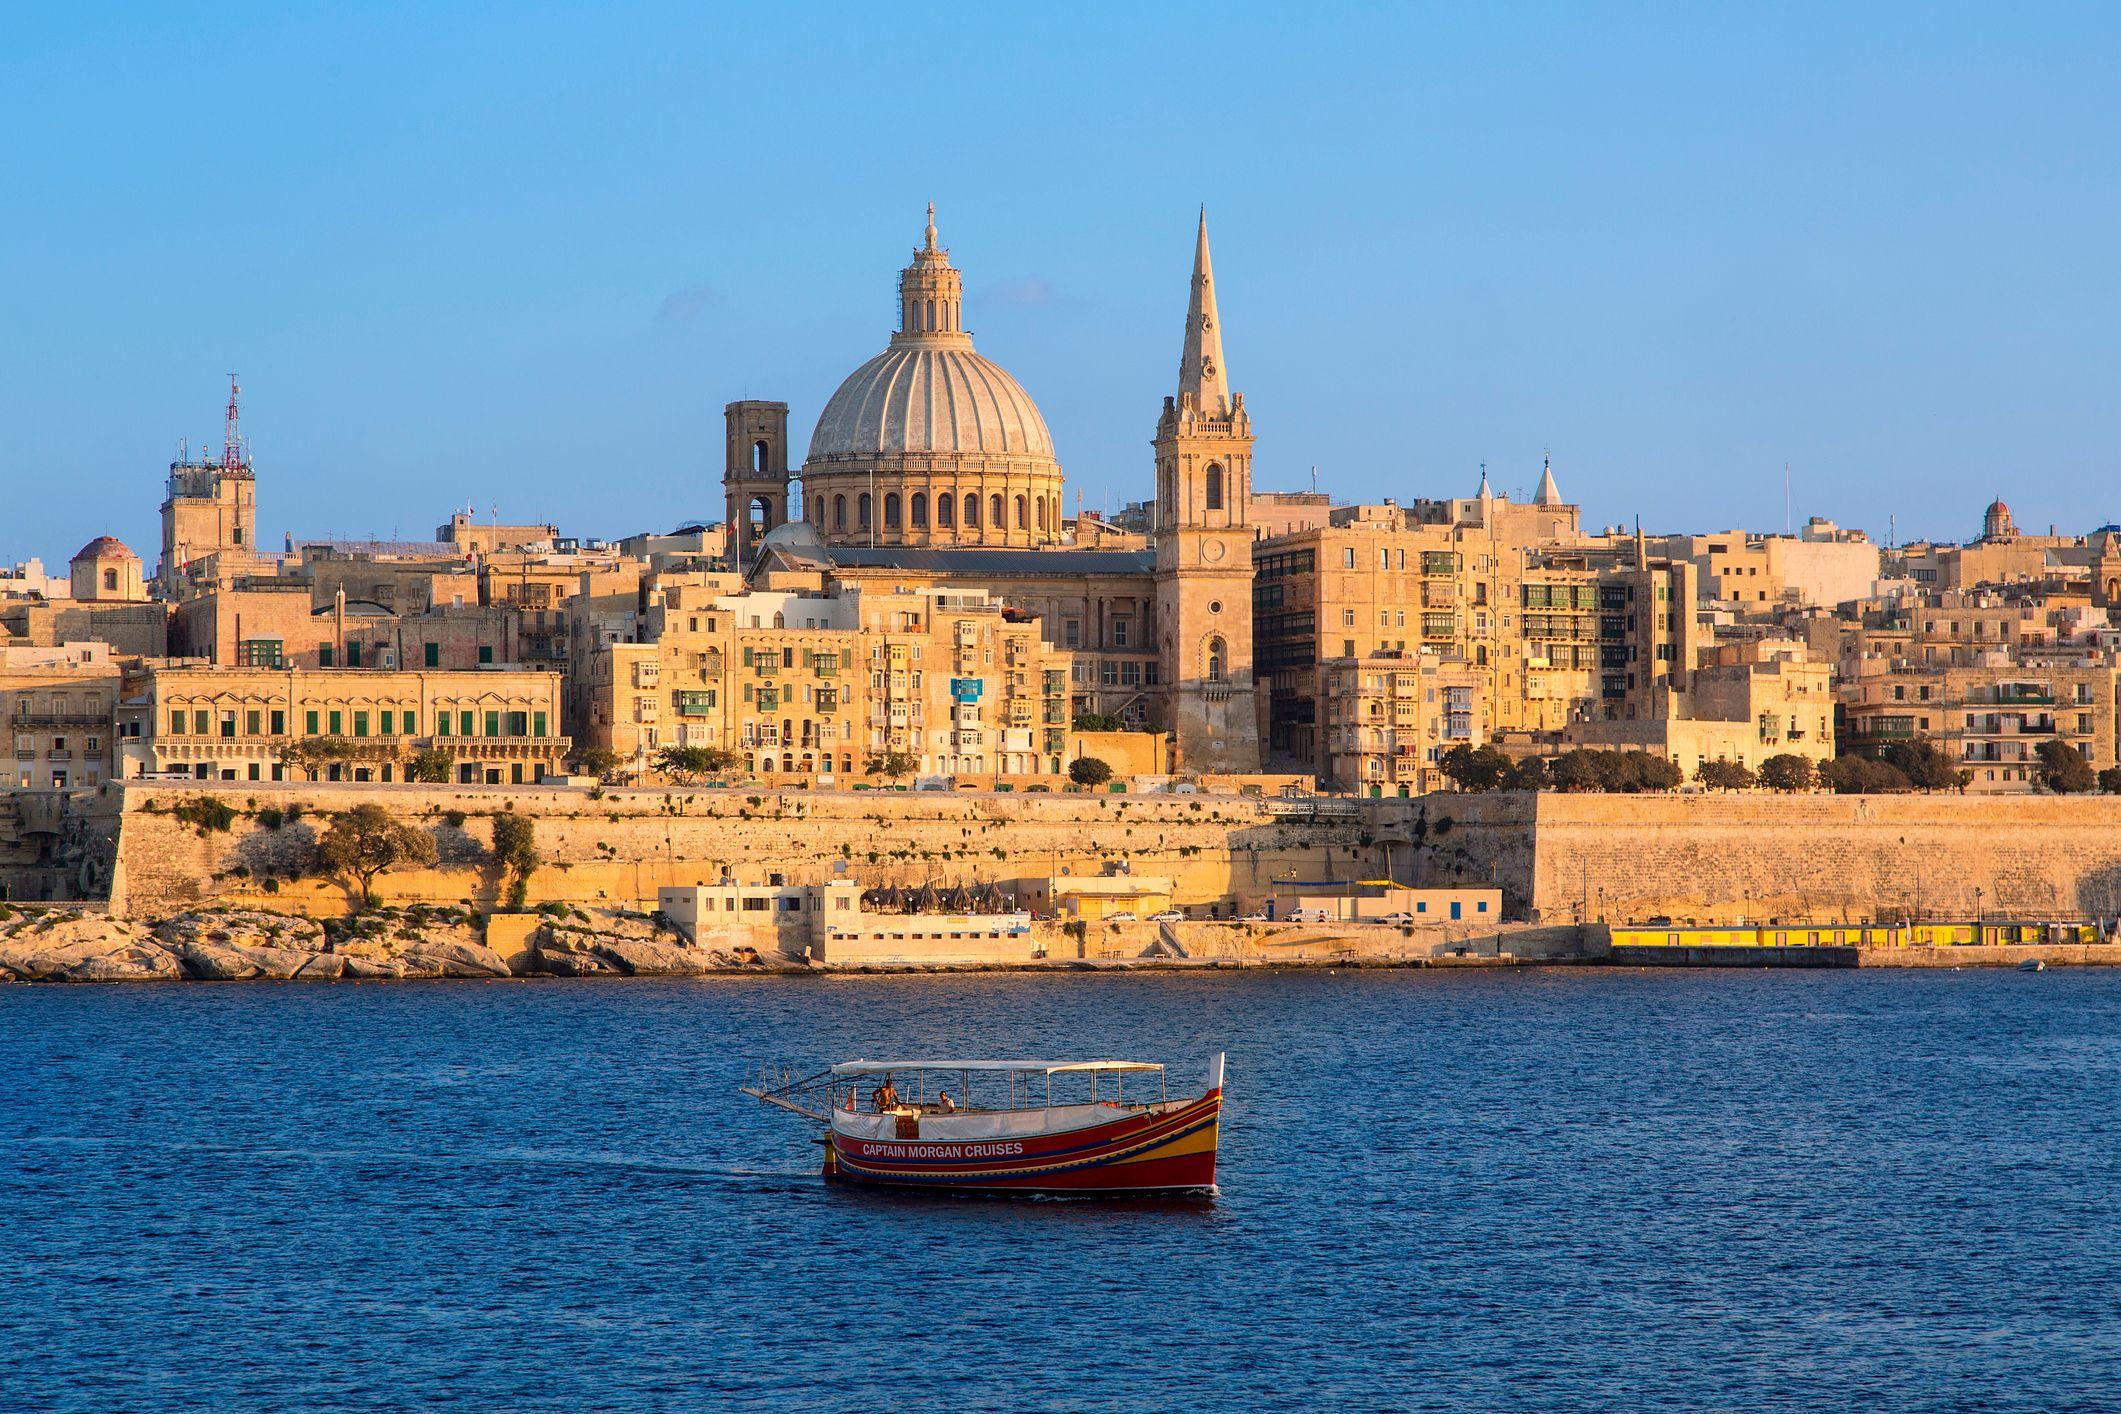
3,968,2117,1411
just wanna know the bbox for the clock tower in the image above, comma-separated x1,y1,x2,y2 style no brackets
1153,210,1261,773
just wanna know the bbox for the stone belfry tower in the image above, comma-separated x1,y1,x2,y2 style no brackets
723,400,791,569
1153,210,1261,772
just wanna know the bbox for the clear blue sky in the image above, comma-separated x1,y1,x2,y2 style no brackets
4,3,2117,565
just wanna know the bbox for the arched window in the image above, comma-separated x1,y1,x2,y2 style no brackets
813,496,824,526
990,494,1005,529
1035,498,1046,532
911,492,928,527
773,612,785,629
883,492,901,530
833,495,847,531
749,496,770,529
1206,636,1227,683
925,299,936,331
1205,463,1224,511
938,493,955,528
964,493,980,528
1015,495,1027,530
858,492,872,529
754,439,770,474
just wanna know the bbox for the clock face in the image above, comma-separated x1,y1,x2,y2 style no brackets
1202,539,1226,563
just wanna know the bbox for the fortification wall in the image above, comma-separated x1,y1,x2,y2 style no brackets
108,782,1375,921
1377,792,2121,924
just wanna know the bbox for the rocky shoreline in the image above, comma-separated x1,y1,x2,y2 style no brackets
0,905,798,983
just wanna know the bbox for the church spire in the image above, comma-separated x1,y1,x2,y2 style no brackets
1178,207,1230,415
1534,454,1562,506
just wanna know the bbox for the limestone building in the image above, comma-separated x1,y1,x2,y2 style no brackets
569,572,1072,784
732,207,1265,771
143,665,568,784
158,379,261,598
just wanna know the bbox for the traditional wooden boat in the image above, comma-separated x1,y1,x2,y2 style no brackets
743,1054,1224,1196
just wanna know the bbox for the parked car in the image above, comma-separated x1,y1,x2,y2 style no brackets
1286,907,1333,924
1147,910,1184,923
1106,911,1137,923
1378,912,1415,926
1239,912,1271,923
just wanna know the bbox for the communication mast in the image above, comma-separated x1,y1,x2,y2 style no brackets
222,374,245,471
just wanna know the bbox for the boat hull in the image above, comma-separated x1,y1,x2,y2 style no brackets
825,1089,1221,1196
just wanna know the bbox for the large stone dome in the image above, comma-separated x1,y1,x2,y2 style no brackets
799,206,1065,548
808,344,1055,462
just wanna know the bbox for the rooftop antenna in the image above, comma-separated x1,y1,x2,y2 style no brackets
222,374,243,471
1310,465,1318,495
1783,462,1792,536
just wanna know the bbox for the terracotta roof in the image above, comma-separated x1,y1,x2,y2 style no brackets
72,536,139,562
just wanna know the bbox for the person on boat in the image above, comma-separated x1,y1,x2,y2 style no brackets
876,1079,901,1111
937,1090,957,1113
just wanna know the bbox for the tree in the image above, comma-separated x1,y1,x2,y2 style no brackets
1696,759,1758,791
281,736,357,781
406,748,454,784
1071,712,1125,732
2101,766,2121,795
315,804,438,908
1621,754,1684,792
490,811,541,910
1069,756,1113,787
566,746,622,780
1550,750,1606,792
1758,754,1816,792
865,750,918,781
1438,744,1511,793
1820,753,1910,795
2037,739,2096,794
1503,755,1550,792
1885,737,1968,793
656,745,735,784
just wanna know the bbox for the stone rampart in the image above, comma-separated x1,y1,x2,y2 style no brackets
1376,792,2121,924
107,782,1375,921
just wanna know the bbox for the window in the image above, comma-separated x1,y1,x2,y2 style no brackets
403,712,416,735
245,710,261,735
858,492,872,529
1015,495,1027,530
533,711,547,737
192,709,208,734
1205,464,1224,510
318,646,334,667
1343,548,1356,569
478,645,493,665
460,710,474,736
485,712,501,738
328,711,342,734
353,712,369,738
424,642,440,668
437,713,452,736
834,495,847,530
991,494,1005,528
1206,637,1227,682
270,710,285,735
964,494,979,528
305,710,319,734
381,710,394,735
507,711,527,736
938,494,954,528
103,568,118,591
346,642,362,668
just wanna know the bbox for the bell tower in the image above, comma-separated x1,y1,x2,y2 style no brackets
1153,210,1260,773
724,400,790,569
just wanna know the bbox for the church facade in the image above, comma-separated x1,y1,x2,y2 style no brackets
730,208,1262,771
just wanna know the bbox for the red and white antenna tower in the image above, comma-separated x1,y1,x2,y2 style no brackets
221,373,244,471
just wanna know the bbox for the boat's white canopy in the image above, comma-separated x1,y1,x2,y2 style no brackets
830,1059,1163,1077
